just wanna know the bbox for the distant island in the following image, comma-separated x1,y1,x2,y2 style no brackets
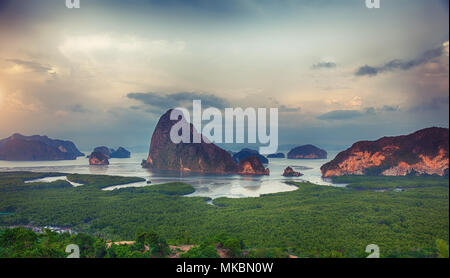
287,145,327,159
282,166,302,177
232,148,268,164
321,127,449,177
88,146,131,159
267,153,285,159
0,133,84,161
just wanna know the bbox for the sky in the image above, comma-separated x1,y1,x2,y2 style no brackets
0,0,448,151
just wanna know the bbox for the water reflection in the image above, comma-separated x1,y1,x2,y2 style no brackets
89,165,109,175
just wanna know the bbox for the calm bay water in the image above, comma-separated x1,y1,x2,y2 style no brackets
0,151,345,199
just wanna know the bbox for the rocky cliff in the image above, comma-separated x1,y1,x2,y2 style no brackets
89,152,109,165
321,127,449,177
287,145,327,159
142,109,239,174
0,133,84,161
282,166,303,177
238,156,270,175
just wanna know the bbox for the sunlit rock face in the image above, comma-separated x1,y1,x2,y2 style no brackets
321,127,449,177
287,145,327,159
238,156,270,176
0,133,84,161
89,152,109,165
142,109,239,174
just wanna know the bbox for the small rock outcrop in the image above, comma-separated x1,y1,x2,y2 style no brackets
287,145,327,159
238,156,270,175
89,152,109,165
282,166,303,177
321,127,449,177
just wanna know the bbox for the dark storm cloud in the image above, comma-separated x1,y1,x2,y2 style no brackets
127,92,230,112
409,96,450,112
312,62,337,69
355,44,445,76
6,59,53,74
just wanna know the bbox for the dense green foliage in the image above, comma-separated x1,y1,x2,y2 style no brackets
180,243,220,258
436,238,449,258
66,174,145,189
117,182,195,195
0,227,107,258
0,227,172,258
247,248,290,258
332,175,449,190
0,172,448,258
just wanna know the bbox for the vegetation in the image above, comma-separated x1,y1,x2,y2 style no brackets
247,248,290,258
0,172,448,258
0,227,172,258
180,243,220,258
0,227,106,258
331,175,449,190
436,239,449,258
66,174,145,189
117,182,195,195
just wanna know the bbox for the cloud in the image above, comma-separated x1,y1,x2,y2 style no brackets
66,104,90,113
279,105,301,113
312,61,337,69
127,92,230,113
381,105,400,112
317,105,399,121
317,110,364,121
409,96,449,112
349,96,362,106
355,42,447,76
5,58,55,74
58,35,186,58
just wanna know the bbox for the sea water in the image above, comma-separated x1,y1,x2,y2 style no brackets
0,151,345,199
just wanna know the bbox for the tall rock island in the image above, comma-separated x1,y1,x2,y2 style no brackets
142,109,239,174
